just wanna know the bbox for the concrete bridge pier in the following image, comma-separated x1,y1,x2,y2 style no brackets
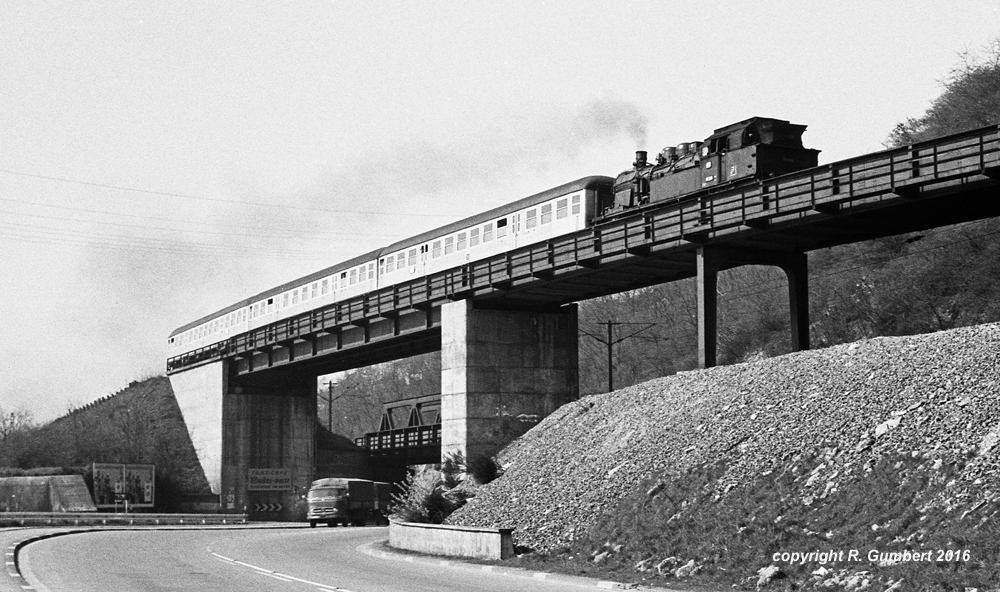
697,246,810,368
440,300,579,463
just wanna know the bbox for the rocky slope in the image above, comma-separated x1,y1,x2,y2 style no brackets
447,322,1000,553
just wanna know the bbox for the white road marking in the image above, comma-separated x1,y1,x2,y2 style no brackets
209,552,353,592
260,572,293,582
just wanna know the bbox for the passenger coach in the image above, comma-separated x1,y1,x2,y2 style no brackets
166,176,613,369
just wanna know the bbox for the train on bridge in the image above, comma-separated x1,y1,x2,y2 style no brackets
167,117,818,370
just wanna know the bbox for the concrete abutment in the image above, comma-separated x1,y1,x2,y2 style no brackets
170,364,317,520
222,374,316,520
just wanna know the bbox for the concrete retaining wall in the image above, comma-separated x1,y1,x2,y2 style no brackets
389,519,514,560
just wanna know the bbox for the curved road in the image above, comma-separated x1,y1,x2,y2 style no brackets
17,525,631,592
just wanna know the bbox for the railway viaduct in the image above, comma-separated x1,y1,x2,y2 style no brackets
167,125,1000,518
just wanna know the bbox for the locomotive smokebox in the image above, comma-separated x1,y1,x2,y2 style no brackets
633,150,648,168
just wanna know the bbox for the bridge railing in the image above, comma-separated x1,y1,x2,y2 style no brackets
168,124,1000,374
354,424,442,452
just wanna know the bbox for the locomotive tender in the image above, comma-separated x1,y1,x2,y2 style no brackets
167,117,818,370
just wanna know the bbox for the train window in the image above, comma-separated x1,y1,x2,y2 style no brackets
293,291,299,304
444,236,454,255
386,255,395,272
572,195,581,215
378,258,386,275
321,279,329,294
397,254,406,270
409,248,417,266
557,198,568,219
483,222,493,242
367,263,374,280
457,232,466,251
709,137,728,154
541,204,552,224
496,218,508,238
350,269,357,285
526,209,537,229
340,272,347,288
268,297,274,306
470,228,480,246
432,240,441,258
282,293,289,307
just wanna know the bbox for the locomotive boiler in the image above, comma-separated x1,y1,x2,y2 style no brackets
603,117,819,217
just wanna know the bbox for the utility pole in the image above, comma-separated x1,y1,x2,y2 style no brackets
581,321,658,393
322,381,334,432
319,380,358,433
607,321,614,394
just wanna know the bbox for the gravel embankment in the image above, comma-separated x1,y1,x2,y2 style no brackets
446,322,1000,552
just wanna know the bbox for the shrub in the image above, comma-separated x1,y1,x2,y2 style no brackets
468,454,501,485
390,452,469,524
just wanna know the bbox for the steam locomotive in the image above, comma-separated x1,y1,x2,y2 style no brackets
601,116,819,217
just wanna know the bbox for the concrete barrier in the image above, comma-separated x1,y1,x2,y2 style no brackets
389,519,514,560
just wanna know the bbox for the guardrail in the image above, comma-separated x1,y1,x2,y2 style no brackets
0,512,247,527
168,124,1000,375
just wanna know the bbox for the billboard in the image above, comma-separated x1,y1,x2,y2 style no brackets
93,463,155,509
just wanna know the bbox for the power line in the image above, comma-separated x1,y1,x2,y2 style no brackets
0,223,349,260
0,207,360,242
0,167,451,217
0,196,405,240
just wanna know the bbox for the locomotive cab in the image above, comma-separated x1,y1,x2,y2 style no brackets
699,117,819,189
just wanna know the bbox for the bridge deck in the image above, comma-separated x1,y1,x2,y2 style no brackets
168,124,1000,377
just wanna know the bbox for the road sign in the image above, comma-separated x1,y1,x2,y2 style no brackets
247,468,291,491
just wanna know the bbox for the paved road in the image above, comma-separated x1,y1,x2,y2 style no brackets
16,525,646,592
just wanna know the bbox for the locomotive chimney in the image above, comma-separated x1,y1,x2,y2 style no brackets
633,150,648,168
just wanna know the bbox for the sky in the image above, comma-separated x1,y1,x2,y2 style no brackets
2,1,999,422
